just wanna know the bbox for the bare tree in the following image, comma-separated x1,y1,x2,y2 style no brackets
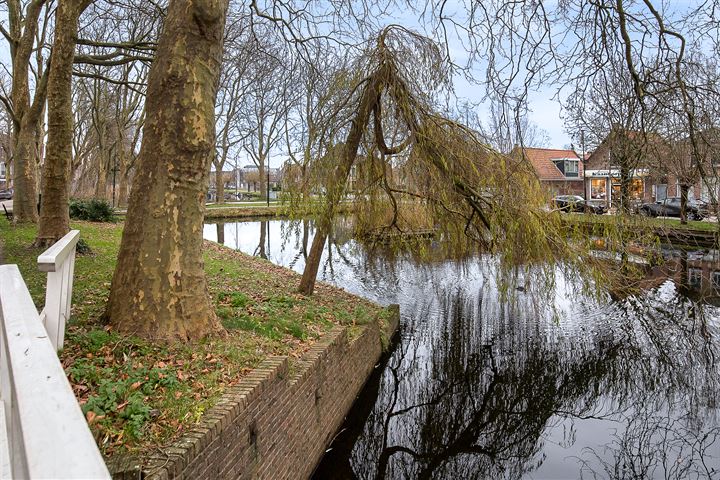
479,97,550,154
564,58,659,213
1,0,52,223
238,26,296,200
212,10,251,204
35,0,95,247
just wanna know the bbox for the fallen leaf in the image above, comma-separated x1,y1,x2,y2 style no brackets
86,411,98,424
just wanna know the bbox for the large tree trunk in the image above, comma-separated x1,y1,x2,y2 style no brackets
680,183,689,225
12,119,40,223
117,170,130,207
35,1,89,247
215,168,224,204
8,0,46,224
95,153,108,199
106,0,228,342
258,158,267,199
298,72,382,295
116,147,130,207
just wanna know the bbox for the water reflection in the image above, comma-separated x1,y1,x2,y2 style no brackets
203,220,720,479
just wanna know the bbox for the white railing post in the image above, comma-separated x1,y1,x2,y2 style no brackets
0,264,110,479
37,230,80,350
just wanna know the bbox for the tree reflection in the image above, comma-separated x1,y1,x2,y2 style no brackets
202,219,720,479
338,252,720,478
216,222,225,245
253,220,268,259
576,406,720,479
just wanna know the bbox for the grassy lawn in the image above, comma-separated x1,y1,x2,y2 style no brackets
0,219,383,457
204,200,280,209
563,213,720,233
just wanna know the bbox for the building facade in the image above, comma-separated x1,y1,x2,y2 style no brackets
582,131,654,208
512,147,585,196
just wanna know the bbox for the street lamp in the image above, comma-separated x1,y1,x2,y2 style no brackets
111,157,119,208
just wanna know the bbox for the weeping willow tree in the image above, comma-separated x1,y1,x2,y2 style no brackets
295,26,607,296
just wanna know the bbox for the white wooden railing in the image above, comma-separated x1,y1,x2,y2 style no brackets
0,264,110,479
37,230,79,351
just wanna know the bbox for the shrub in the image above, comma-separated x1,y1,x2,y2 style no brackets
69,198,116,222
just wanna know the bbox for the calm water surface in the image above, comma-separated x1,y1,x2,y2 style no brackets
204,219,720,480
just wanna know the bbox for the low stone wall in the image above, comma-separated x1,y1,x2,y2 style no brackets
140,306,399,480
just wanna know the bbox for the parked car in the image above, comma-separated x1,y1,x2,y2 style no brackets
0,188,13,200
638,197,705,220
552,195,606,214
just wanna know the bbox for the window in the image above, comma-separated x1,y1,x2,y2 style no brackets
610,177,644,199
590,178,607,199
0,162,5,178
712,271,720,289
655,184,667,201
552,158,579,178
630,178,644,199
565,160,579,177
688,268,702,288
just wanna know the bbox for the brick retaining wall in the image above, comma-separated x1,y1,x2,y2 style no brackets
139,305,399,480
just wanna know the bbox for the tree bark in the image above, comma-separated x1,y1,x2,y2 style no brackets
258,157,267,198
117,168,130,207
619,164,631,215
106,0,228,342
95,152,108,199
680,183,689,225
35,0,90,247
12,117,41,223
215,168,224,203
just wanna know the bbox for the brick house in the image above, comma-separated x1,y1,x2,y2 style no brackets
582,129,661,209
510,146,584,196
645,129,720,205
0,159,8,190
583,128,720,208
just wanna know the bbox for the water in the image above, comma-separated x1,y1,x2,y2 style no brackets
204,219,720,479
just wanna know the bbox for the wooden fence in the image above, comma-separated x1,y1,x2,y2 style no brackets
37,230,80,350
0,232,109,479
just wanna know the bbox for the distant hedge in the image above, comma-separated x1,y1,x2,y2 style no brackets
69,198,116,222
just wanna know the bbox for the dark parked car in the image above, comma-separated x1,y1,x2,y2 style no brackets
552,195,606,214
0,188,13,200
638,197,705,220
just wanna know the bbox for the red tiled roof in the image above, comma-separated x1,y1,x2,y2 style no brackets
513,147,584,181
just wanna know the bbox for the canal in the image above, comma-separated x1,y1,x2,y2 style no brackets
204,219,720,480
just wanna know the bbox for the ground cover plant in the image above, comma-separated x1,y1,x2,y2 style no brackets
0,220,383,456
